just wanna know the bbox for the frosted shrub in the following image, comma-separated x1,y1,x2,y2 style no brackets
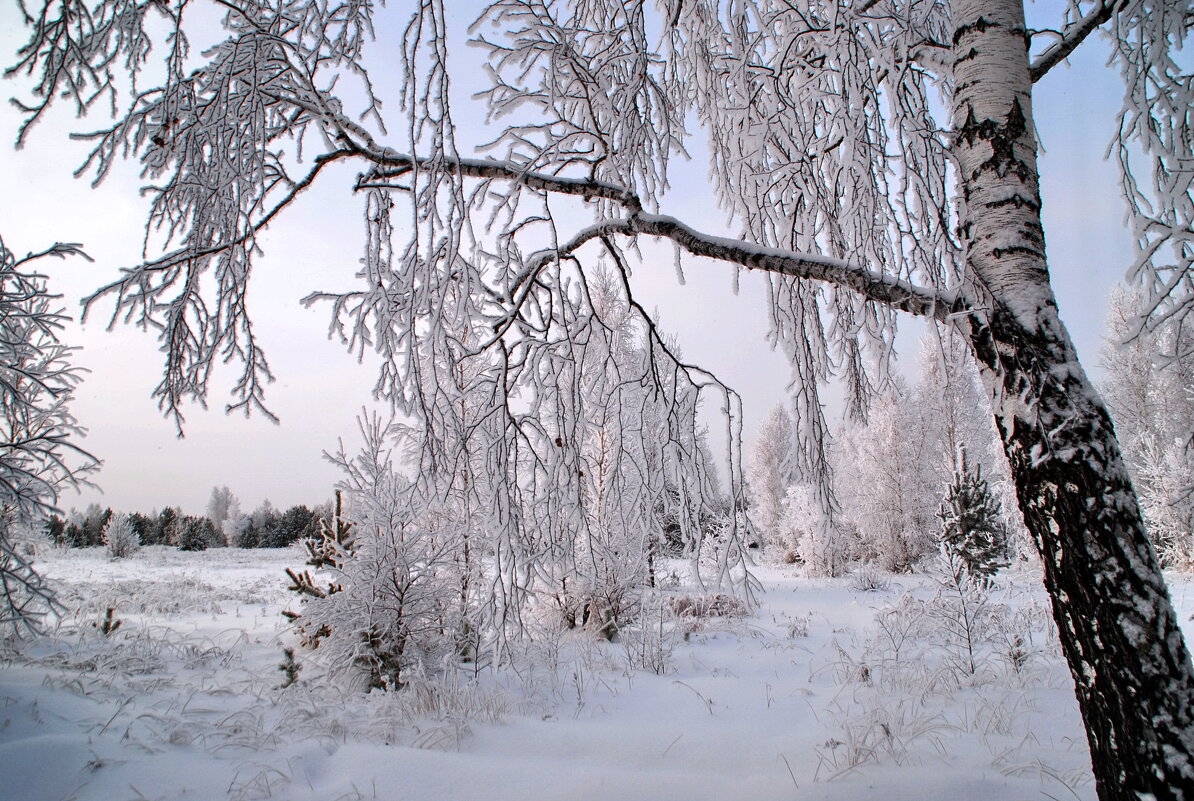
849,566,891,593
620,598,677,675
103,512,139,559
668,593,748,619
551,520,650,641
550,566,642,642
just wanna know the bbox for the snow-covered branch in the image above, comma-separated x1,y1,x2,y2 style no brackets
1029,0,1125,83
528,213,956,322
359,158,643,213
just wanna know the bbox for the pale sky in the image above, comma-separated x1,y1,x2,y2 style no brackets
0,4,1133,516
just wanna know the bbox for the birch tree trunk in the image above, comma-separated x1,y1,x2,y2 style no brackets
952,1,1194,796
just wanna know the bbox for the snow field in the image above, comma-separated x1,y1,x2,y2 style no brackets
5,546,1190,801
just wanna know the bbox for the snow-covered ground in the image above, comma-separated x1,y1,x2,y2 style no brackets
4,546,1192,801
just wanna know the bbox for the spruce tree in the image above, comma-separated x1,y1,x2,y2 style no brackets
938,454,1008,581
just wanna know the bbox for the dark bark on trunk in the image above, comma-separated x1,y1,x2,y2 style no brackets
952,2,1194,797
969,307,1194,800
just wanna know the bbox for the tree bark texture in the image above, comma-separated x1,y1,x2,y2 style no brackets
952,1,1194,798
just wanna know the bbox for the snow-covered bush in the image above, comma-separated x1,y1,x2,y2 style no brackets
549,556,643,642
849,566,891,593
668,592,748,619
619,598,677,675
102,512,139,559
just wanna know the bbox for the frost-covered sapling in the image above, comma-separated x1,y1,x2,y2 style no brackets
277,647,301,688
102,512,139,559
924,549,1004,679
92,607,122,637
619,598,677,675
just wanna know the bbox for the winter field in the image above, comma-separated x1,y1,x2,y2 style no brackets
5,546,1190,801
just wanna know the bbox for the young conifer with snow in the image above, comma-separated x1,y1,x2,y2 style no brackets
937,455,1009,582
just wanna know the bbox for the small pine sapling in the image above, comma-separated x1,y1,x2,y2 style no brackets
277,647,302,688
93,607,121,636
305,490,355,568
284,492,352,637
937,454,1008,581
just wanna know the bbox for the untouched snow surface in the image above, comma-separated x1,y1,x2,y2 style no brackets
5,545,1192,801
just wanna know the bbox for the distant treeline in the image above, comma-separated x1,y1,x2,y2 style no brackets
47,496,324,551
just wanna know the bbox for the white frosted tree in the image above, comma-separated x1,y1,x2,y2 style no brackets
914,330,999,488
222,497,249,548
836,380,937,572
747,404,795,555
205,486,236,543
779,483,847,577
9,0,1194,794
102,512,139,559
1102,284,1194,566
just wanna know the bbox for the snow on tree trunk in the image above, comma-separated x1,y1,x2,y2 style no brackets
952,1,1194,796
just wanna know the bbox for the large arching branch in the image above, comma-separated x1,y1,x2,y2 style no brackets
360,158,959,322
491,214,959,324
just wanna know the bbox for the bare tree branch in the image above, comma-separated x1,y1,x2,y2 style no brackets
1030,0,1125,83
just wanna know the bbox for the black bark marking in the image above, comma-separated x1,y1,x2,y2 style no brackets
990,244,1043,259
957,98,1033,183
955,47,979,65
953,15,1000,45
988,193,1040,211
